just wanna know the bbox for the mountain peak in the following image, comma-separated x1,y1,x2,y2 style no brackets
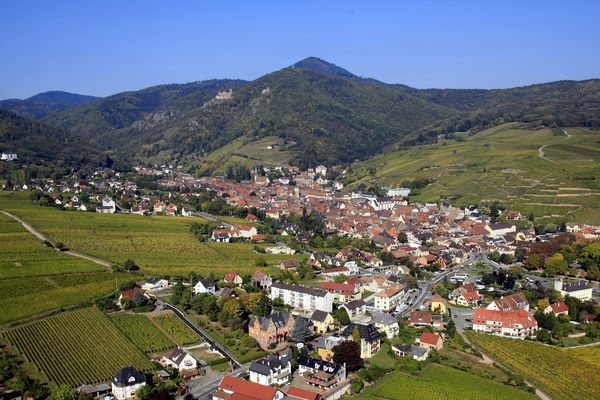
25,91,98,107
291,57,357,79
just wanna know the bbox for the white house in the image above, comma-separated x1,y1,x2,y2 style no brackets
97,197,117,213
1,152,17,161
142,277,169,291
248,354,291,386
370,312,400,339
373,284,407,312
315,165,327,176
193,278,216,295
473,308,537,339
270,282,333,313
111,367,146,400
161,349,197,371
266,245,296,255
554,279,593,301
386,187,411,197
236,225,258,238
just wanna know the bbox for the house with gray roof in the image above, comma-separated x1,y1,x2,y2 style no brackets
340,323,381,358
249,354,291,386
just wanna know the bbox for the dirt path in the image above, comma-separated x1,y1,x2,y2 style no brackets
0,209,114,268
538,144,558,164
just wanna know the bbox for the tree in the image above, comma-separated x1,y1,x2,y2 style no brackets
534,310,557,331
537,298,550,310
335,307,350,326
290,316,312,342
332,340,364,371
543,253,568,277
252,293,272,317
446,319,456,338
525,254,541,270
136,385,153,400
352,325,361,344
123,258,139,271
397,232,408,243
49,385,76,400
171,282,184,305
222,298,243,318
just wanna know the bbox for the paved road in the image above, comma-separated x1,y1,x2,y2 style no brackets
0,209,113,268
160,302,242,369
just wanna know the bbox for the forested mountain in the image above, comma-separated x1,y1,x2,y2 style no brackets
2,58,599,170
0,109,106,166
0,91,98,119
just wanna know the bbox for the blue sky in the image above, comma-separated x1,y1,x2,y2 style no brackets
1,0,599,98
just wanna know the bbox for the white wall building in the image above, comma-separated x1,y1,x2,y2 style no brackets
270,282,333,313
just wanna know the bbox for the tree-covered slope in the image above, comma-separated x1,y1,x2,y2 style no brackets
0,91,99,119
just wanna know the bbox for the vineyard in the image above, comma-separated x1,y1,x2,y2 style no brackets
151,313,200,346
360,364,537,400
0,191,306,277
1,307,153,386
565,345,600,367
468,333,600,400
110,314,175,353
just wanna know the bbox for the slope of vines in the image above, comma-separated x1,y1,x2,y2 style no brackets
468,333,600,400
1,307,153,386
110,314,175,353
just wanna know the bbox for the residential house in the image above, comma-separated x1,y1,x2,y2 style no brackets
270,282,333,313
473,308,538,339
286,387,321,400
97,197,117,213
316,335,344,362
391,344,429,361
211,229,232,242
212,376,284,400
111,367,146,400
266,245,296,255
249,311,295,350
371,313,399,339
554,279,593,301
193,278,216,295
236,225,258,238
408,311,432,327
417,332,443,351
153,201,166,213
224,271,244,287
456,291,481,307
340,323,381,358
279,259,300,270
430,294,448,314
486,292,529,312
252,270,273,289
249,354,291,386
160,349,197,371
373,284,406,312
310,310,334,334
118,288,148,308
298,357,348,393
318,282,358,302
141,277,168,291
339,299,367,320
544,302,569,317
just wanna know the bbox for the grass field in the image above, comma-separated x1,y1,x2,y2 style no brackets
348,125,600,224
1,307,153,387
0,191,305,277
468,333,600,400
358,364,536,400
110,314,176,353
151,312,200,346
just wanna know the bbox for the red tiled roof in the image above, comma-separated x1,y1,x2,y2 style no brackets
550,302,568,314
321,266,349,274
409,311,432,324
419,332,442,346
492,292,529,311
224,271,239,282
216,376,278,400
474,308,537,329
319,282,356,295
287,387,319,400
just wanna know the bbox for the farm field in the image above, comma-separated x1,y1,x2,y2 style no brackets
1,307,153,387
358,364,536,400
348,125,600,224
0,271,137,325
0,191,306,276
151,312,201,346
468,333,600,400
110,314,176,353
0,212,103,279
564,345,600,368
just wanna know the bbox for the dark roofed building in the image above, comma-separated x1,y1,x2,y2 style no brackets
249,311,295,350
111,366,146,400
340,323,381,358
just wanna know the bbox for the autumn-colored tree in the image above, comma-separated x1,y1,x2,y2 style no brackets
332,340,364,371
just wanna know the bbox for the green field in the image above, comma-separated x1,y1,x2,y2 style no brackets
348,125,600,223
0,212,103,278
468,333,600,400
1,307,153,387
110,314,176,353
151,312,200,346
565,345,600,367
358,364,536,400
0,191,305,276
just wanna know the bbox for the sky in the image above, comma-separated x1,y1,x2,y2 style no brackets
1,0,599,99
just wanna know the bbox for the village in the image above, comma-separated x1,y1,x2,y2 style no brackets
6,162,597,400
